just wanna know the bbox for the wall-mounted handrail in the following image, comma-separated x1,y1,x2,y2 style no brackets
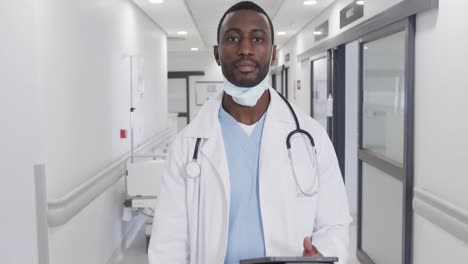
413,187,468,244
44,128,173,227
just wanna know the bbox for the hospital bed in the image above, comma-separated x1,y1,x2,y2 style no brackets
123,146,169,251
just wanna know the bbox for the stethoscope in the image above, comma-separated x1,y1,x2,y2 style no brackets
185,90,320,197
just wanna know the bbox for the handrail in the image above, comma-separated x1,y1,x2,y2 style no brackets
46,128,173,227
413,187,468,244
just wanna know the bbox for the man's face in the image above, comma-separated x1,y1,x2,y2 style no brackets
214,10,276,87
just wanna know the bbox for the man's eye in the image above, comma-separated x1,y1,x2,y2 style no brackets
227,36,239,42
253,37,264,43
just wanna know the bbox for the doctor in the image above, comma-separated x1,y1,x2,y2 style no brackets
149,1,351,264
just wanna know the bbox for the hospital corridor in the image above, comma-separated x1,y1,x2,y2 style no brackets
2,0,468,264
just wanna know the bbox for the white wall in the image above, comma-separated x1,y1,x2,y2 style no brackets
168,50,223,121
1,1,168,264
413,0,468,261
0,1,41,264
40,1,167,263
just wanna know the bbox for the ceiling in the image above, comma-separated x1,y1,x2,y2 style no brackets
132,0,336,52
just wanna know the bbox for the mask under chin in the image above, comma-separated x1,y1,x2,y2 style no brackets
229,73,268,88
223,75,270,107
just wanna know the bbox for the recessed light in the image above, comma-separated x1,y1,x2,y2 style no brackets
177,31,187,35
304,0,318,5
149,0,163,4
313,31,323,35
191,48,199,51
364,46,368,50
277,32,286,36
356,0,364,5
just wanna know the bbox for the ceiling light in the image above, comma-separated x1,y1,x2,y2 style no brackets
277,32,286,36
149,0,163,4
313,31,323,35
364,46,368,50
191,48,199,51
356,0,364,5
304,0,318,5
177,31,187,35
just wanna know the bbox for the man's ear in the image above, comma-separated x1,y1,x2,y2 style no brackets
270,45,277,66
214,45,221,66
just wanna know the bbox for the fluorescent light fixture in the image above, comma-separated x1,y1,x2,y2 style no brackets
304,0,318,5
277,32,286,36
177,31,187,35
313,31,323,35
149,0,163,4
356,0,364,5
191,48,199,51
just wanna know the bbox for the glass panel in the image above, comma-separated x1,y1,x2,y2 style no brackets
168,78,187,113
312,57,328,130
362,31,405,163
361,162,403,264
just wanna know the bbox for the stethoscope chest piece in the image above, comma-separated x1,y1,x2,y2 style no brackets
186,160,201,178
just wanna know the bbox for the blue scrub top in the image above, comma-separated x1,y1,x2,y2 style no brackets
219,106,267,264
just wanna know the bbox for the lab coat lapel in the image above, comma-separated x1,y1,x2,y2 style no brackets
258,88,298,254
200,127,230,200
184,91,230,202
259,88,295,195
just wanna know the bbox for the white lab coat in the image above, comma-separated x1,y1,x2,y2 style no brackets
149,87,352,264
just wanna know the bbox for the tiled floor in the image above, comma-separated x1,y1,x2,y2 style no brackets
113,222,360,264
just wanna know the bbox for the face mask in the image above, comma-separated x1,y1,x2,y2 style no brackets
223,74,270,107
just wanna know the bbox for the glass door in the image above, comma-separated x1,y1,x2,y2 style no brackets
311,56,329,131
357,18,415,264
168,78,188,132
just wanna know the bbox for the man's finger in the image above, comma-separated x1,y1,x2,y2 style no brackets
302,237,320,256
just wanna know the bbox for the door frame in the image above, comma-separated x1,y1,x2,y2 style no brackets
168,71,204,123
330,45,347,179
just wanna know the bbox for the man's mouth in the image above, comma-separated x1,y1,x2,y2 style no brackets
235,61,257,73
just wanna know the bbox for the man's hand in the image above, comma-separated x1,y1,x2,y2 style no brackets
302,236,322,256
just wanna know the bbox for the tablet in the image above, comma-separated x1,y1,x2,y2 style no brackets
240,256,339,264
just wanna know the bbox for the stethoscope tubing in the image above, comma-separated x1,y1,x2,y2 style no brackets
188,90,319,196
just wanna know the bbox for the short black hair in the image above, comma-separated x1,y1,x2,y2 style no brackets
216,1,275,45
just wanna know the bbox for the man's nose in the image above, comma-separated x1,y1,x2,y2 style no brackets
238,38,254,56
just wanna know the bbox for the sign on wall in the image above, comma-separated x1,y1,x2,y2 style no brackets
340,1,364,28
314,20,329,42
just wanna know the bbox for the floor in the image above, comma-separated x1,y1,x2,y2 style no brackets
111,227,150,264
112,222,361,264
